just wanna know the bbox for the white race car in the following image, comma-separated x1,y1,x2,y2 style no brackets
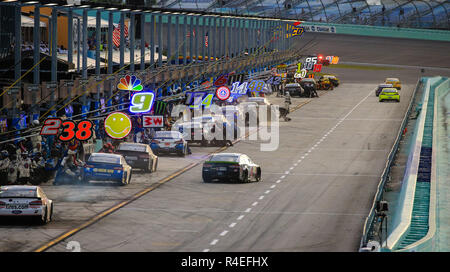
150,131,189,156
0,185,53,224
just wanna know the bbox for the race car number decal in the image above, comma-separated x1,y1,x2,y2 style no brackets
247,80,265,92
230,82,249,94
266,76,282,85
213,74,228,87
294,69,307,79
40,118,62,135
185,92,214,108
40,118,94,141
129,92,155,113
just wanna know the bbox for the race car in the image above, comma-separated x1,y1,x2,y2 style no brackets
284,83,302,97
115,142,158,172
83,153,132,186
192,114,227,131
321,74,340,87
150,131,189,156
0,185,53,224
375,83,394,96
317,76,334,90
192,115,235,145
241,97,273,125
173,121,213,146
379,88,400,102
385,78,401,90
202,153,261,183
299,78,318,97
238,101,259,126
221,105,243,121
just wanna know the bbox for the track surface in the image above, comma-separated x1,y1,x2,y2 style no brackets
0,33,448,252
39,78,413,252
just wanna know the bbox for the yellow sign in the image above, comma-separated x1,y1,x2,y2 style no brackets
104,112,132,139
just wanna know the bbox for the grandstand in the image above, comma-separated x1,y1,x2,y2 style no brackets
152,0,449,29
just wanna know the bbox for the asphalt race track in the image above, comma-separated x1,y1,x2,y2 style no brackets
1,33,449,252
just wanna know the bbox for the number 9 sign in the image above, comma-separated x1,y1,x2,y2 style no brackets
129,92,155,113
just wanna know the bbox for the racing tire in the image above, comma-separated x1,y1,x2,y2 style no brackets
397,99,400,103
379,99,383,102
146,160,153,173
39,209,48,225
201,139,208,147
49,204,53,222
120,173,128,186
178,148,186,157
241,170,249,183
154,159,158,172
128,172,132,184
203,177,211,183
255,168,262,182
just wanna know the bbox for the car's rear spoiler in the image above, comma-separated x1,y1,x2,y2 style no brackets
206,161,239,164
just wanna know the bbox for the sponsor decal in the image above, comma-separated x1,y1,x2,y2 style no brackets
143,115,164,128
216,86,231,101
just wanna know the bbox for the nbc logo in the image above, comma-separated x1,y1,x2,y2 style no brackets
117,75,143,91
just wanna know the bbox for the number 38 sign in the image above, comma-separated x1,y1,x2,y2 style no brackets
40,118,94,141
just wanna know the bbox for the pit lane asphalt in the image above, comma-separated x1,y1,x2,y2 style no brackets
40,72,416,252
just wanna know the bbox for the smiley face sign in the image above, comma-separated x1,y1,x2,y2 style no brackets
104,112,132,139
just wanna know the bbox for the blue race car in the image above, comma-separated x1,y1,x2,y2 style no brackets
82,153,132,186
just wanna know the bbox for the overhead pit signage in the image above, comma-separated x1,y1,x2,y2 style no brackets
118,74,155,114
143,115,164,128
286,23,305,38
302,25,336,34
104,112,132,139
40,118,94,142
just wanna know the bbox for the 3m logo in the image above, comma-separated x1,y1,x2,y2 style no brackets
143,116,164,128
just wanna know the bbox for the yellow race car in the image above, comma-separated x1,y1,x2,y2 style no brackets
321,74,340,87
385,78,401,90
317,77,334,90
379,88,400,102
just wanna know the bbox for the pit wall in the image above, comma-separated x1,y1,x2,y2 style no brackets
383,77,450,252
300,22,450,42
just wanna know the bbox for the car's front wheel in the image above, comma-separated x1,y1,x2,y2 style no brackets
255,168,262,182
153,159,158,172
241,170,249,183
146,160,153,173
120,173,128,186
178,148,186,157
39,208,48,225
49,204,53,222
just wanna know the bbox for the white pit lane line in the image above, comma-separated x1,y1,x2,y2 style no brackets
204,90,374,251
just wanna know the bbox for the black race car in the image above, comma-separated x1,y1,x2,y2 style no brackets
284,83,302,97
115,142,158,173
202,153,261,183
